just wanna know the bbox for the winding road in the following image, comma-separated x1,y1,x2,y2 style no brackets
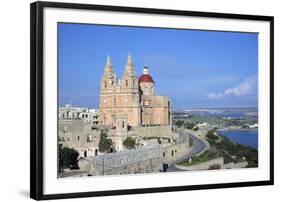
166,132,207,172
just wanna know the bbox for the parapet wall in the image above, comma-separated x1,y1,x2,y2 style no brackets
129,125,172,138
79,145,163,175
175,157,224,171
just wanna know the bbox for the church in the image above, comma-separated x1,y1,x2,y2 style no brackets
99,53,171,129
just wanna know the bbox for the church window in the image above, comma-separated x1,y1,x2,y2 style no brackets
114,97,116,106
77,136,80,141
125,80,128,87
104,81,107,88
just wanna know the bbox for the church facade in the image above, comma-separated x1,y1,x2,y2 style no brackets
99,54,171,128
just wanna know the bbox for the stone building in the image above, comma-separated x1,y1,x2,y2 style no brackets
59,119,100,157
99,54,171,128
59,104,99,125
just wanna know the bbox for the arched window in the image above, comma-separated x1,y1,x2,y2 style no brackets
125,80,128,87
104,81,107,88
114,97,116,106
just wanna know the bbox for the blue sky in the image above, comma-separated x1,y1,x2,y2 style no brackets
58,23,258,109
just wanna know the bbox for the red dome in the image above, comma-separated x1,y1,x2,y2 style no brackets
139,74,154,83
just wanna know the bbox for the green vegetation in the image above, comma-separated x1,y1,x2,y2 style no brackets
173,113,257,128
183,121,195,129
98,129,113,153
174,120,194,129
186,114,224,125
59,144,79,169
206,129,219,143
179,150,219,166
123,137,136,149
174,120,184,127
206,130,258,167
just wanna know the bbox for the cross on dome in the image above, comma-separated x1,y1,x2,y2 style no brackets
139,65,154,83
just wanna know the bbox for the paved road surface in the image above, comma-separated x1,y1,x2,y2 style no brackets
166,132,206,172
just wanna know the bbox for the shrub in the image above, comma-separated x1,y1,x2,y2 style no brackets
98,130,113,153
123,137,136,149
206,130,219,141
174,120,184,127
59,144,79,169
183,121,195,129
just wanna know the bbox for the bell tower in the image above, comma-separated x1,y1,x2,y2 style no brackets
121,53,139,93
100,55,116,94
99,55,117,125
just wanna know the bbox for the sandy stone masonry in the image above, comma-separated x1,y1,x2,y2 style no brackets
79,144,163,175
99,54,171,128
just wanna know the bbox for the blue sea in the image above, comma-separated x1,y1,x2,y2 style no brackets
218,130,258,149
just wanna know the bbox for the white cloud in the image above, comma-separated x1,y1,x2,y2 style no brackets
206,75,257,99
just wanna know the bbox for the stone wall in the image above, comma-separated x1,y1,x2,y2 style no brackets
175,157,224,171
223,161,248,169
163,142,192,164
79,145,163,175
129,125,173,138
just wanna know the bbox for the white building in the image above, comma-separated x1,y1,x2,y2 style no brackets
59,104,99,125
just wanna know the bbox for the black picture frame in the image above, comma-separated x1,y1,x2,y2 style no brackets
30,1,274,200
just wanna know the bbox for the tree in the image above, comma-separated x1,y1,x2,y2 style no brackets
98,130,113,153
123,137,136,149
59,144,79,169
183,121,195,129
206,129,219,141
174,120,184,127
